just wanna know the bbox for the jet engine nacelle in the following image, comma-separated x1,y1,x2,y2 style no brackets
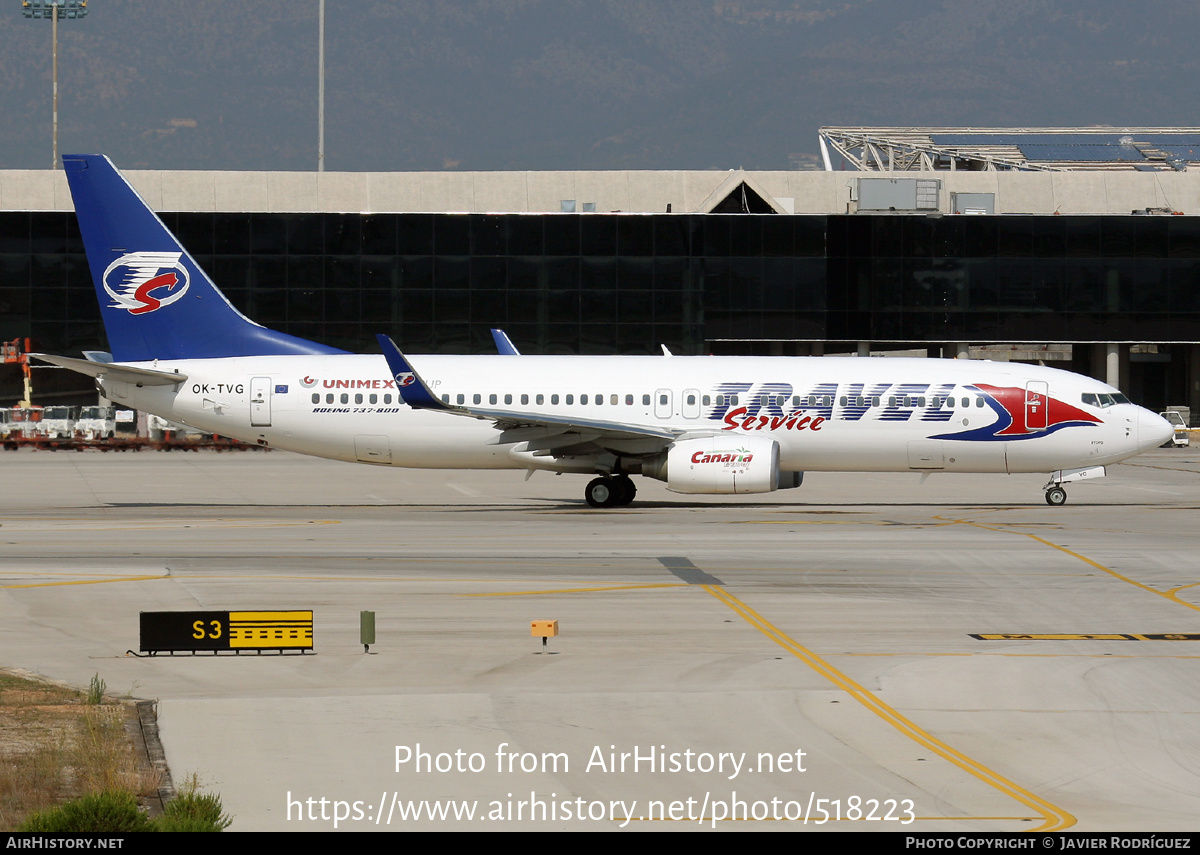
648,435,785,494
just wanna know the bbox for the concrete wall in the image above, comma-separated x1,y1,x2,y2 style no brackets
6,165,1200,216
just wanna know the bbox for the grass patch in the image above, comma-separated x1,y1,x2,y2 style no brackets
85,674,106,706
0,669,160,831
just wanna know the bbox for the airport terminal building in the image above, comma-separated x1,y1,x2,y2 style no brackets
2,127,1200,417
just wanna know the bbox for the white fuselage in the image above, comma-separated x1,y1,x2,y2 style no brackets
102,353,1168,477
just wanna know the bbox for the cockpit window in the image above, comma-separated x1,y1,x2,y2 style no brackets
1083,392,1131,407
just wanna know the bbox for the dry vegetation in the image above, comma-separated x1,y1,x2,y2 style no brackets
0,670,158,831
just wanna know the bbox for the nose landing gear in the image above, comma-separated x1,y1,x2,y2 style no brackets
1044,485,1067,506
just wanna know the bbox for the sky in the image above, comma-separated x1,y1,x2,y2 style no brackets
2,0,1199,172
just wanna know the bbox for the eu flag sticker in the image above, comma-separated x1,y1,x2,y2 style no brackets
275,385,288,394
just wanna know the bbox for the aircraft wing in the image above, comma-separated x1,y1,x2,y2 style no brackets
32,353,188,386
375,335,681,456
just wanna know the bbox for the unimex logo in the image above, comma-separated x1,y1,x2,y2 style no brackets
691,447,754,466
932,384,1102,442
102,252,189,315
309,378,397,389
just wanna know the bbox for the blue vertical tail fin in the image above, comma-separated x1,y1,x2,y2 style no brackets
63,154,346,362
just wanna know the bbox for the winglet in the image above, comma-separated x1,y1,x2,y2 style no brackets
376,334,455,411
491,329,521,356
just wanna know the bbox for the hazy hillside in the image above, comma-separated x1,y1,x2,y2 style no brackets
1,0,1198,172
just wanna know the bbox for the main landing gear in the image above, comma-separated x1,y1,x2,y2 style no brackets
584,475,637,508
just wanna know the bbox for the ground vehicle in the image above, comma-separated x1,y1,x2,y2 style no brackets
1160,411,1190,447
75,405,116,439
7,406,44,438
39,406,77,439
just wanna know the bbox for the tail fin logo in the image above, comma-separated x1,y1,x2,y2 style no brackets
101,252,190,315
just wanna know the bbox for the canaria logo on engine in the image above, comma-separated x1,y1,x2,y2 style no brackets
101,251,190,315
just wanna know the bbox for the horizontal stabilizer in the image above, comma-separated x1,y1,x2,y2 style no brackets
32,353,188,386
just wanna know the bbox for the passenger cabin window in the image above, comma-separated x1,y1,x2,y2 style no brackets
611,394,619,405
625,395,633,405
551,394,559,405
326,394,334,404
355,393,363,404
442,394,450,404
370,394,378,404
642,394,651,406
581,394,588,405
536,394,544,405
566,395,574,405
504,394,512,405
457,394,465,405
312,393,319,404
521,394,529,405
473,394,482,405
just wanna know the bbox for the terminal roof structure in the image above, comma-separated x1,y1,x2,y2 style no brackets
819,127,1200,173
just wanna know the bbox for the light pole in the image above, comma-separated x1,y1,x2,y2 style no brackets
22,0,88,169
318,0,325,172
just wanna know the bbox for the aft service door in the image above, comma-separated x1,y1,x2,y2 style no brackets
250,377,271,427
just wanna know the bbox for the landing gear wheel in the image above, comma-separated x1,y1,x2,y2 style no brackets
611,475,636,506
1045,486,1067,506
585,477,618,508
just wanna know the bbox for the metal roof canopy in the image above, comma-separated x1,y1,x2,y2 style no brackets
820,127,1200,172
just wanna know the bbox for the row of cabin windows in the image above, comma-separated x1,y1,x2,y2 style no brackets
429,392,987,410
842,395,987,409
309,390,988,410
444,392,650,406
312,393,395,404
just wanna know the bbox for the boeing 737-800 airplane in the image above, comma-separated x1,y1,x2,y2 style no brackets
39,155,1173,507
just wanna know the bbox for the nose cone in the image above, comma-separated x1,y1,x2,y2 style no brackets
1137,408,1174,452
